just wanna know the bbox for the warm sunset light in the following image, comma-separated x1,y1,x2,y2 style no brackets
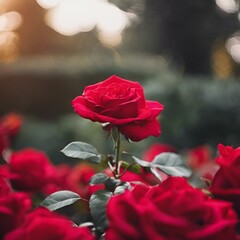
96,3,129,34
0,32,19,63
0,11,22,63
226,36,240,63
0,11,22,32
38,0,138,46
36,0,61,9
45,0,98,36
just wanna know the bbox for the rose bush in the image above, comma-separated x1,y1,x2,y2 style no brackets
142,143,177,162
0,192,31,237
4,207,95,240
4,148,56,192
105,177,238,240
210,144,240,213
72,75,164,141
1,76,240,239
186,145,219,181
0,114,22,139
43,163,103,199
0,113,22,158
0,127,8,157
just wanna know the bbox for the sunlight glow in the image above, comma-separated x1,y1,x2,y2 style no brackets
98,31,122,47
226,36,240,63
36,0,61,9
0,11,22,63
39,0,140,46
0,11,22,32
96,3,129,34
45,0,100,36
0,32,19,63
215,0,239,13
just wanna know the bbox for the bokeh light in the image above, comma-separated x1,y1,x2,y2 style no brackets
226,36,240,63
39,0,139,46
0,32,19,63
98,31,122,47
211,41,233,79
0,11,22,32
0,11,22,63
96,3,129,34
215,0,239,13
36,0,61,9
45,0,98,36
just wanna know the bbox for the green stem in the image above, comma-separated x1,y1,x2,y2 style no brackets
114,130,121,178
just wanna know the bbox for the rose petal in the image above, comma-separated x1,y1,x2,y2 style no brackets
119,119,161,141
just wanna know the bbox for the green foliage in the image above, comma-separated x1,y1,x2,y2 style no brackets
89,173,109,185
61,141,102,163
151,153,192,179
89,190,112,233
41,190,81,211
120,161,142,174
132,152,191,181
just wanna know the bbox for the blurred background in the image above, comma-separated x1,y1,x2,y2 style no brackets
1,0,240,162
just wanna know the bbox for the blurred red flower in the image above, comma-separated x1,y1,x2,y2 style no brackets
143,143,177,162
186,145,219,180
0,113,22,139
0,192,31,237
4,207,95,240
210,144,240,213
106,177,238,240
6,148,56,192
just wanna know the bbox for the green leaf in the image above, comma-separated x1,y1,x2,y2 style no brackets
89,173,109,185
61,141,101,163
151,153,192,177
132,156,151,167
150,167,162,182
114,182,131,194
121,161,142,174
104,177,121,192
89,190,112,232
41,190,81,211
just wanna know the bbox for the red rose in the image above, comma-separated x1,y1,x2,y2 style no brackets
0,192,31,237
187,145,213,169
72,75,164,141
105,177,237,240
65,163,102,198
4,207,95,240
6,148,56,192
210,144,240,213
186,145,219,180
0,178,12,197
0,113,22,138
0,126,9,157
43,163,102,199
143,143,177,162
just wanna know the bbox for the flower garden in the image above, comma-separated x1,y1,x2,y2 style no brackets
0,75,240,240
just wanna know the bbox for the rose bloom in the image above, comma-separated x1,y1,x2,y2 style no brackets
187,145,219,181
121,170,161,186
0,178,12,197
43,163,102,199
0,192,31,237
105,177,238,240
210,144,240,213
0,127,8,157
4,207,95,240
6,148,56,192
0,113,22,138
143,143,177,162
72,75,164,141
